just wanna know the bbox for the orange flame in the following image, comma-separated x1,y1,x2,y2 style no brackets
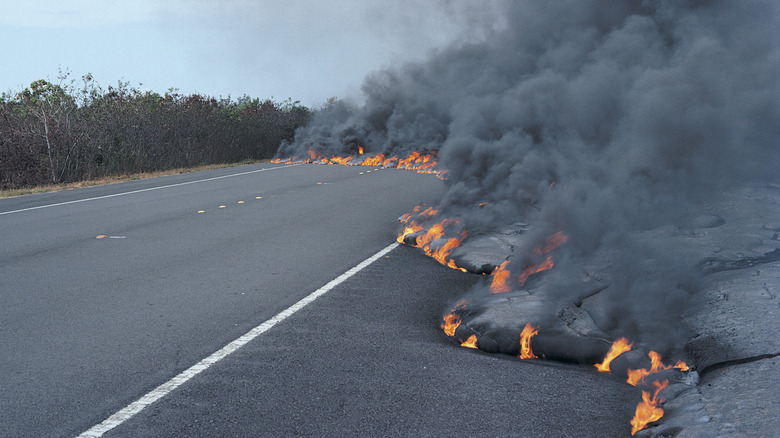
517,256,555,286
630,380,668,435
399,206,438,223
397,224,424,244
397,217,467,272
461,335,478,349
534,231,569,255
627,351,690,386
516,231,569,286
398,151,436,170
274,149,446,178
361,153,387,166
674,361,690,372
441,313,461,337
328,155,354,165
619,349,689,434
594,337,633,373
429,237,468,272
519,323,539,359
441,300,467,337
423,234,468,273
490,261,512,293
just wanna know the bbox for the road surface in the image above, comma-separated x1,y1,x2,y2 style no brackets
1,162,637,437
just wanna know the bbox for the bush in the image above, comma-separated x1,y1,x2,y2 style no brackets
0,71,312,190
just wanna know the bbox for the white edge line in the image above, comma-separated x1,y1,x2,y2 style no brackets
0,163,302,216
77,241,399,438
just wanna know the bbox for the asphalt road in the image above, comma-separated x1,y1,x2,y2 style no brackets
1,162,637,437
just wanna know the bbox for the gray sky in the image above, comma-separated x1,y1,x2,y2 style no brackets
0,0,499,106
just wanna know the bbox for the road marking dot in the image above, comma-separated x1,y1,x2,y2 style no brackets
197,210,205,214
0,164,300,217
237,201,244,204
256,196,262,199
219,205,226,209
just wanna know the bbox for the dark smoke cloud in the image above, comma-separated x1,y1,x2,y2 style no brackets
278,0,779,353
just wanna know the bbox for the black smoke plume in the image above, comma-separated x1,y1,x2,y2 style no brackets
277,0,779,355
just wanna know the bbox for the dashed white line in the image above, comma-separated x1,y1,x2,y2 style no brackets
77,241,399,438
0,164,301,216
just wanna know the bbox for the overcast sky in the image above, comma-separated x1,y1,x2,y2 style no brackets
0,1,501,107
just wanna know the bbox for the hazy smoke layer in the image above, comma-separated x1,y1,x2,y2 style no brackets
278,1,779,353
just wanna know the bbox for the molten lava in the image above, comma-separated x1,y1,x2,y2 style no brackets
519,323,539,359
594,337,633,373
630,380,668,435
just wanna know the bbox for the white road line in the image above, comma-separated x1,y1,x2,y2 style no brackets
0,163,301,216
77,241,399,438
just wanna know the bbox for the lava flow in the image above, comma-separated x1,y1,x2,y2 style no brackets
407,210,687,434
397,209,467,273
272,149,446,179
427,219,688,434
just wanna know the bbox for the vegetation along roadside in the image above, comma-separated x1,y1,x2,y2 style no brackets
1,70,312,191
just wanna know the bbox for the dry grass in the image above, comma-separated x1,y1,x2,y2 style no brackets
0,160,268,198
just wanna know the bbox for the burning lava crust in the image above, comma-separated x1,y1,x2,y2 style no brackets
396,185,780,436
397,206,705,435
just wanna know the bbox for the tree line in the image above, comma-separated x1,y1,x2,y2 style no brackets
0,72,311,190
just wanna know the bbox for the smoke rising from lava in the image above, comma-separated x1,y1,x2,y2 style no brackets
277,0,779,354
